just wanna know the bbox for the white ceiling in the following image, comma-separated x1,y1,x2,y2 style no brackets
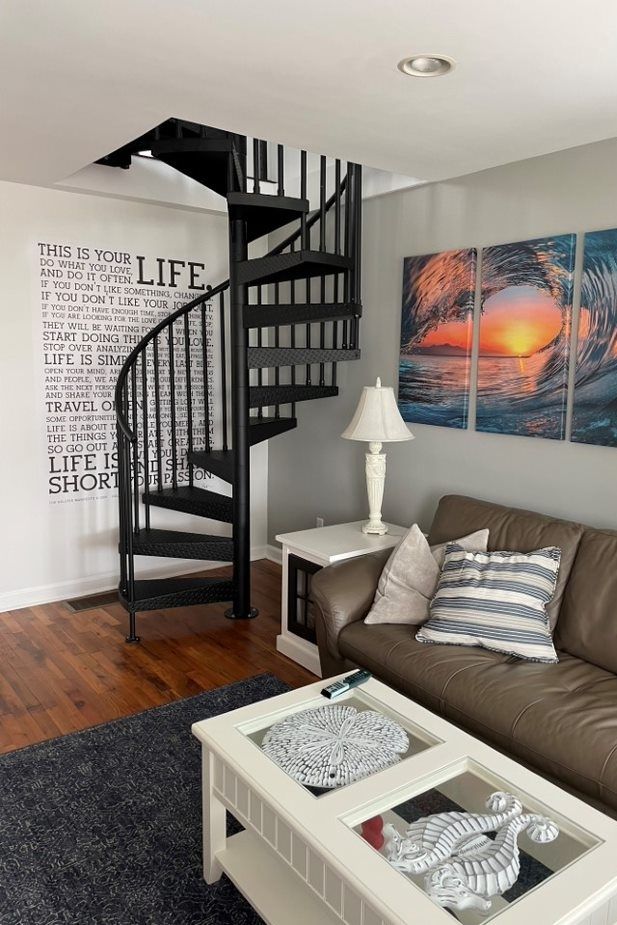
2,0,617,187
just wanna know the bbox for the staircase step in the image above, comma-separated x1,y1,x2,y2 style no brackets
189,418,298,477
120,576,234,613
188,450,234,484
249,416,297,445
131,528,233,561
227,192,309,243
247,347,360,369
150,137,234,197
243,302,361,328
249,385,339,408
143,486,233,523
237,250,352,286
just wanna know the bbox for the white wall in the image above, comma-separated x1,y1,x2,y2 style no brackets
0,180,268,610
268,137,617,542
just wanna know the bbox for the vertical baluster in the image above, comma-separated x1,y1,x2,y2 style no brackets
334,159,342,256
256,286,263,419
168,323,178,490
305,274,312,385
200,303,211,453
117,411,127,593
184,313,194,488
153,336,163,490
219,291,228,450
319,155,326,251
342,162,353,349
353,164,363,349
130,363,140,533
274,283,280,418
141,348,151,529
300,150,307,249
332,160,342,375
277,144,284,196
319,275,326,386
290,278,296,416
332,275,339,386
123,422,135,610
253,139,261,194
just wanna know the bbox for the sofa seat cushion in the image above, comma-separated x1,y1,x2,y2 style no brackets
338,622,617,812
338,622,509,714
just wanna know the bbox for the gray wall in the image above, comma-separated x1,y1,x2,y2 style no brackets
267,138,617,543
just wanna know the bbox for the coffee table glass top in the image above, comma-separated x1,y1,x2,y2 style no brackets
344,760,599,923
236,687,442,796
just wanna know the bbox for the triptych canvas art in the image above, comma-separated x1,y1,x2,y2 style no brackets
399,229,617,447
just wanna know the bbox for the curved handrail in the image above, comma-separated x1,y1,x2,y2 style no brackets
114,173,349,442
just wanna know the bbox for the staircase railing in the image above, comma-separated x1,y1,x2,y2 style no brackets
114,139,361,614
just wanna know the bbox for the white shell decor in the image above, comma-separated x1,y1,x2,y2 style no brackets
261,704,409,788
383,791,559,914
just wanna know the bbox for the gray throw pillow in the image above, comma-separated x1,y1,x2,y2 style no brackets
364,525,489,626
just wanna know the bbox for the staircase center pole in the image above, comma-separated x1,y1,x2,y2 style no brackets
226,137,258,620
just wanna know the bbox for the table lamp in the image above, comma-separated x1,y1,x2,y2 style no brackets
341,377,414,534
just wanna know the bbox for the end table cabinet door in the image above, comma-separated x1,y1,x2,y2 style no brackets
287,554,322,645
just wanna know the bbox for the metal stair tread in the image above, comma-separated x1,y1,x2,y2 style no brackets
131,528,233,561
143,486,233,523
248,416,297,444
227,191,309,243
188,449,234,484
247,347,360,368
249,384,339,408
243,301,361,328
237,250,353,286
119,576,234,612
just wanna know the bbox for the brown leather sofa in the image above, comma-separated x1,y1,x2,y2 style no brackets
312,494,617,817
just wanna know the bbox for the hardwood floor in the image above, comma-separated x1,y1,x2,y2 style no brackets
0,559,316,755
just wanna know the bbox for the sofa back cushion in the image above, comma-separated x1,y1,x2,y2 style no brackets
555,529,617,673
428,495,585,630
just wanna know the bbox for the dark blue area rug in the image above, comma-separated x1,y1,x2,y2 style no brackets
0,674,290,925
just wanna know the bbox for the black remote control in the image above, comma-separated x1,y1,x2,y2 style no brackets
321,669,372,700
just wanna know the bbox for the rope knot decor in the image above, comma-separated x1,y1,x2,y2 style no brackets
261,704,410,788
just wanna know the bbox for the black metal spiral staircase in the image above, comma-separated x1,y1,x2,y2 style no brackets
112,119,362,642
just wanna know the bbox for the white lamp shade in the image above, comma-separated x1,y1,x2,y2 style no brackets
341,378,414,443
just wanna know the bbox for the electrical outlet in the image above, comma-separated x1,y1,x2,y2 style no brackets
316,516,325,528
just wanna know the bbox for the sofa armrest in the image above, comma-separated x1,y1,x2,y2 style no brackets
311,548,390,675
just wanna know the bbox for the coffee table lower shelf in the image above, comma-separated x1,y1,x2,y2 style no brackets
218,829,341,925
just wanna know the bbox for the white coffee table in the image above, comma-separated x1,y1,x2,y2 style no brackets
192,676,617,925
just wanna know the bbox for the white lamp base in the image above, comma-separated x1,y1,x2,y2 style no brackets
362,441,388,535
362,520,389,535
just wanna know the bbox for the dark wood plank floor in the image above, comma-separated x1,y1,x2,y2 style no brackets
0,559,316,755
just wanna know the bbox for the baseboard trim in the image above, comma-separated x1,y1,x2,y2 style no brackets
1,546,267,613
265,544,282,564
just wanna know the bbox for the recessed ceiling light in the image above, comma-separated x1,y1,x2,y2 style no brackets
398,55,455,78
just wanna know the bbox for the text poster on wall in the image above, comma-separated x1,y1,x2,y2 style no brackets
37,241,217,504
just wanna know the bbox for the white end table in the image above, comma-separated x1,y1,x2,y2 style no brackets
275,521,406,677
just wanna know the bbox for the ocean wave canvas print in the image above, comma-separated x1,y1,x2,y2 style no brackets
475,234,575,440
572,228,617,446
398,248,477,429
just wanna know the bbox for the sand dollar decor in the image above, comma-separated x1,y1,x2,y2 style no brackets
261,704,409,788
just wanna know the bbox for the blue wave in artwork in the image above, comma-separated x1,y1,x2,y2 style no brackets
572,228,617,445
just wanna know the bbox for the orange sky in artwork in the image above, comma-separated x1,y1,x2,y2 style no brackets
418,319,471,350
479,286,562,357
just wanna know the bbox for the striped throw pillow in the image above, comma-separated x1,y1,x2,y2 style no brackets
416,543,561,663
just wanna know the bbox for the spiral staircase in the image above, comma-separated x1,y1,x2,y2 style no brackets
110,119,362,642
